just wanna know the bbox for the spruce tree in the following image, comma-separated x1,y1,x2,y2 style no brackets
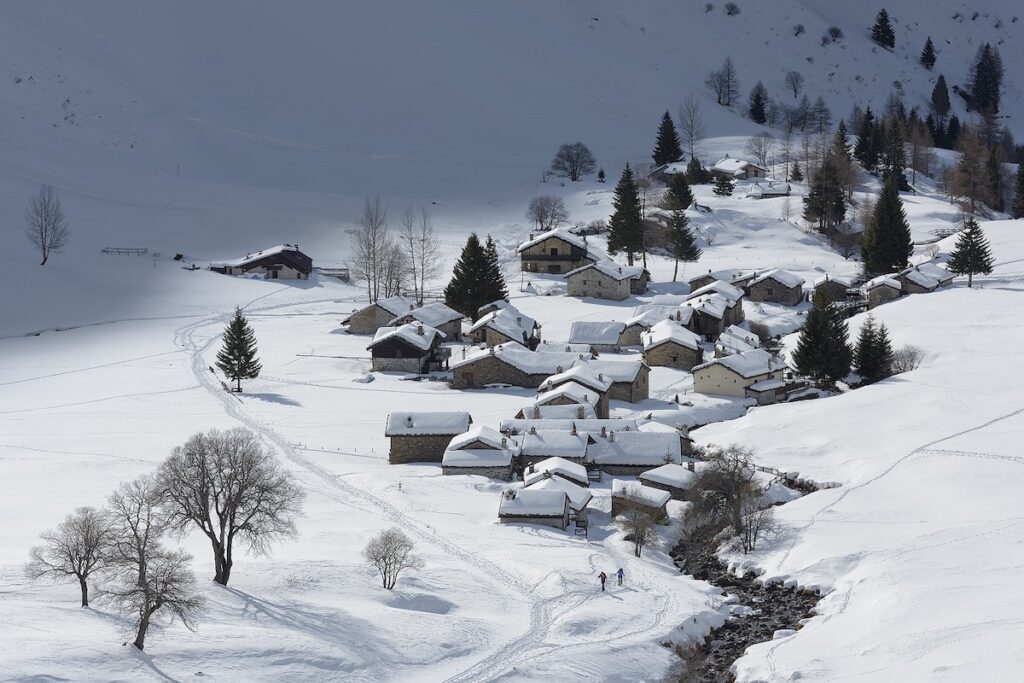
947,218,993,287
748,82,768,124
832,120,852,161
444,233,489,319
652,111,684,166
597,168,606,183
790,159,803,182
945,116,961,149
792,289,852,387
871,9,895,49
854,316,893,384
483,236,510,305
931,75,950,126
803,153,846,236
1011,162,1024,219
881,124,909,190
984,149,1005,213
664,174,701,281
216,307,262,392
713,174,734,196
969,43,1003,116
607,164,644,265
854,107,878,171
862,177,912,275
920,37,936,70
686,157,706,184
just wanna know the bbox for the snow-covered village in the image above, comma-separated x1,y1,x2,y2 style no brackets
2,3,1024,682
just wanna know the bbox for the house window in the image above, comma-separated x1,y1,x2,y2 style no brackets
766,286,774,296
550,247,559,256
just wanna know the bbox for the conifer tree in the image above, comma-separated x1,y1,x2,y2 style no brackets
854,316,893,384
607,164,644,265
483,236,510,305
854,107,878,171
984,148,1005,213
920,37,936,70
664,174,701,281
597,168,606,183
790,159,803,182
969,43,1003,116
930,75,950,126
881,124,909,190
802,153,846,236
713,174,734,196
945,116,961,149
748,82,768,124
1011,163,1024,219
216,307,262,392
686,157,706,184
652,111,684,166
832,120,852,161
862,177,912,275
792,289,852,387
947,218,993,287
444,233,490,319
871,9,895,49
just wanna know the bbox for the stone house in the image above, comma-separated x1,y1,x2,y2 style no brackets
574,359,650,403
389,302,465,341
586,430,682,475
385,412,472,464
864,276,902,309
468,308,541,348
914,262,955,288
342,295,417,335
517,228,606,275
687,296,727,340
687,280,746,326
499,418,640,437
523,455,591,486
745,378,791,405
745,181,791,198
897,267,941,294
692,349,788,398
710,155,767,181
442,426,518,479
566,259,649,300
451,343,586,389
812,275,856,303
620,306,688,346
538,366,612,418
515,403,597,420
524,475,593,525
641,320,704,371
688,268,757,292
498,488,571,530
529,381,604,419
638,462,698,500
746,269,805,306
610,479,671,521
715,324,760,357
567,321,627,354
210,243,313,280
367,324,450,374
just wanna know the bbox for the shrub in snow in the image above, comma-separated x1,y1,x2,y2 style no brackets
828,26,844,41
724,2,739,16
704,3,713,13
793,23,805,37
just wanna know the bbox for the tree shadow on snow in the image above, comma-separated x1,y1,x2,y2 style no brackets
243,393,302,407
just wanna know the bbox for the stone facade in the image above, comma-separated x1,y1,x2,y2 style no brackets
747,278,803,306
693,363,784,398
610,495,668,520
566,269,631,300
643,341,703,371
498,509,569,530
814,279,850,302
539,391,609,419
452,355,544,389
371,356,431,373
637,477,688,500
867,284,901,309
629,272,650,294
346,304,405,335
442,464,514,480
519,235,594,275
388,435,454,464
691,311,726,340
606,367,650,403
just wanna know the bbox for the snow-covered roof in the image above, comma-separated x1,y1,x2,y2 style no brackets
535,381,600,408
566,259,647,282
650,294,690,306
639,463,697,490
864,275,901,291
539,365,613,393
568,321,626,347
628,304,693,327
586,431,681,466
716,325,760,356
688,269,756,287
468,308,538,342
812,274,856,289
693,349,788,378
750,268,805,289
745,181,791,197
443,448,515,468
211,243,307,268
448,425,515,452
525,476,592,512
521,445,591,475
572,358,646,384
478,299,513,316
498,488,568,517
535,341,594,354
390,301,464,327
642,320,702,351
687,280,744,303
375,295,418,317
659,161,689,175
712,156,762,175
748,378,787,391
452,342,587,375
517,228,607,260
611,479,672,508
367,323,445,352
499,418,639,434
688,294,727,320
517,403,597,420
914,262,954,284
385,412,472,437
899,267,939,290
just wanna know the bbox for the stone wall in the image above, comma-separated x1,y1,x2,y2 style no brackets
452,355,544,389
606,370,649,402
371,356,426,373
388,435,454,464
643,341,703,371
747,280,802,306
498,513,568,530
442,465,513,480
610,496,668,520
567,271,630,300
346,305,396,334
867,286,900,309
638,478,687,500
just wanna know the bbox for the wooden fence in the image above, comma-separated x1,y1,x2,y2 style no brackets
101,247,149,256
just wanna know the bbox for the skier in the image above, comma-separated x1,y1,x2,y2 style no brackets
598,571,607,592
616,567,624,586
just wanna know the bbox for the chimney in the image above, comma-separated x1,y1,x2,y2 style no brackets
529,233,535,240
405,415,413,428
609,430,616,442
501,437,507,447
504,489,516,500
571,422,578,435
533,406,541,419
687,461,695,472
543,470,552,479
600,426,607,438
529,425,537,435
556,365,563,373
516,316,522,325
576,405,584,419
598,373,604,382
417,324,424,335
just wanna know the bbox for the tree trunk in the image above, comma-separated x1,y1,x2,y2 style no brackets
236,376,242,392
968,272,973,288
79,576,89,608
134,608,155,650
672,258,679,283
40,254,48,266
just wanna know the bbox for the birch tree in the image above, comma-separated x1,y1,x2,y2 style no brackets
399,207,443,304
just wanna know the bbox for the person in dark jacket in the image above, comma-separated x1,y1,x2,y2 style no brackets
598,571,607,592
616,567,624,586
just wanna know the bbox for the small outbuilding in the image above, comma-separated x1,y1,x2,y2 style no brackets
710,156,767,180
468,308,541,348
568,321,627,353
897,267,940,294
610,480,671,521
574,358,651,403
812,275,856,303
367,324,449,374
210,244,313,280
451,343,586,389
746,269,805,306
524,475,593,525
566,259,649,300
864,276,902,309
388,302,465,342
641,320,704,371
523,455,591,487
342,295,418,335
586,430,682,475
688,269,757,292
385,412,473,464
442,426,518,480
715,324,760,357
498,488,571,530
639,462,698,500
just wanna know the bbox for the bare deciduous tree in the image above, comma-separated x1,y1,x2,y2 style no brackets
349,195,394,302
785,71,805,99
744,132,776,169
685,445,773,553
399,207,442,304
550,143,596,181
615,499,659,557
157,428,304,586
705,57,740,107
25,184,70,266
25,506,110,607
100,476,203,651
891,346,925,374
363,527,423,590
678,94,707,160
526,196,569,232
